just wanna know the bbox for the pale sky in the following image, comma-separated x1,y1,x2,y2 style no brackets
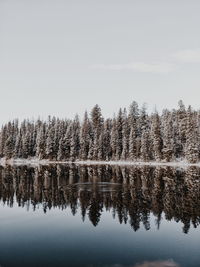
1,0,200,123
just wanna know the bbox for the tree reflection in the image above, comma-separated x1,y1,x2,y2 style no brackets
0,164,200,233
134,260,180,267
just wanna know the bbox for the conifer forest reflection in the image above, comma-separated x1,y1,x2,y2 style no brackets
0,164,200,267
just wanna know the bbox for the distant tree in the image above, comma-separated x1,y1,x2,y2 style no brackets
151,112,162,161
116,108,123,160
162,110,174,162
185,106,199,163
0,125,8,157
129,127,137,161
36,124,46,159
80,112,92,160
111,118,117,160
4,135,14,159
141,130,150,161
177,100,187,157
103,119,112,161
0,100,199,163
45,123,56,160
90,105,103,160
70,115,80,161
121,109,129,160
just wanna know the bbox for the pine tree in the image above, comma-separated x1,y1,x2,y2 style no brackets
128,101,139,130
14,131,23,158
88,139,94,160
36,124,46,160
103,119,112,161
0,100,199,164
116,108,123,160
0,126,7,157
45,124,56,160
90,105,103,160
63,123,73,161
80,112,91,160
177,100,187,157
129,127,137,161
111,118,117,160
185,107,199,163
4,135,14,159
151,112,162,161
91,104,103,136
70,115,80,161
140,131,150,161
22,132,31,158
162,110,174,162
57,137,65,161
121,109,129,160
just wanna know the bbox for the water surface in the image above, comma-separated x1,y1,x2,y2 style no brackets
0,165,200,267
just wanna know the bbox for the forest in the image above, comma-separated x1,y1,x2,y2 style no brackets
0,100,199,163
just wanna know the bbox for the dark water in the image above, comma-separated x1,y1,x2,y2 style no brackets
0,164,200,267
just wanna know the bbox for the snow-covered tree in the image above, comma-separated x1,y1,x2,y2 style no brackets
45,125,56,160
185,106,199,163
0,100,199,163
80,112,91,160
70,115,80,161
162,110,174,162
129,127,137,161
36,124,46,159
121,109,129,160
116,108,123,160
151,112,162,161
140,130,150,161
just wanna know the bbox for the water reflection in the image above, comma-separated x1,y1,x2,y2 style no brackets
134,261,180,267
0,165,200,233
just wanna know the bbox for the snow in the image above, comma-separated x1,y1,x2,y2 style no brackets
0,158,50,166
1,158,200,168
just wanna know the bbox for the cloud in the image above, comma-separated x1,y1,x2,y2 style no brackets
174,49,200,63
91,62,175,74
91,48,200,75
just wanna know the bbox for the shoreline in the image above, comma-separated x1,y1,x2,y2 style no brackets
0,158,200,168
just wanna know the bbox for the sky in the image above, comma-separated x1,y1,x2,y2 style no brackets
0,0,200,123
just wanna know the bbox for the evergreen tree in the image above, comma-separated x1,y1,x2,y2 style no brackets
121,109,129,160
185,107,199,163
116,108,123,160
0,100,199,164
14,131,23,158
70,115,80,161
151,112,162,161
141,131,150,161
111,118,117,160
177,100,187,157
45,124,56,160
129,127,137,161
90,105,103,160
80,112,91,160
4,135,14,159
103,119,112,161
162,110,174,162
36,124,46,159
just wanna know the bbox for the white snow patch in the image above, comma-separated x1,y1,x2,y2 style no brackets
0,158,50,166
1,158,200,168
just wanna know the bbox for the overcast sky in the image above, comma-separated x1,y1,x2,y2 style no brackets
0,0,200,122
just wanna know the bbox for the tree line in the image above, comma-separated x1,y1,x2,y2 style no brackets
0,100,199,163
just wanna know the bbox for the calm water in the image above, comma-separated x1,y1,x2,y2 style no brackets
0,164,200,267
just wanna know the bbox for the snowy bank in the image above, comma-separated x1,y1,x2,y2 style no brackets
0,158,200,168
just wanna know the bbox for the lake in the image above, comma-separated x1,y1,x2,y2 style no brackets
0,164,200,267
